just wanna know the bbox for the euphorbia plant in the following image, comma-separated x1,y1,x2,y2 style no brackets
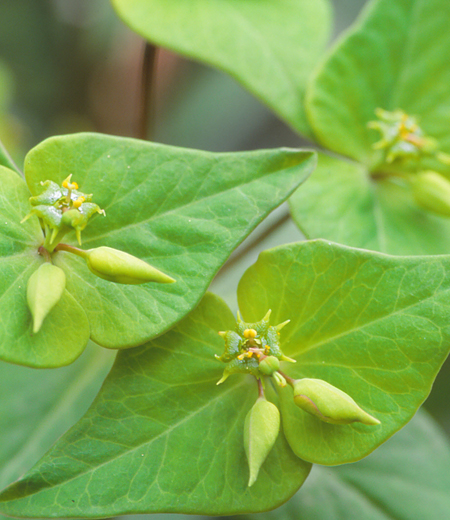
0,134,314,367
113,0,450,255
2,0,450,519
2,240,450,516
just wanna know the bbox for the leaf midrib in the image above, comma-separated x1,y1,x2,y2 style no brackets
288,273,447,358
81,156,310,245
0,348,115,489
0,378,247,504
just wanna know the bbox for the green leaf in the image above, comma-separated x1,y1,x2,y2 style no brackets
111,0,331,137
0,61,20,175
0,139,19,175
0,165,90,368
245,411,450,520
0,293,310,517
237,240,450,465
290,1,450,255
0,342,115,494
289,153,450,255
306,0,450,164
25,133,315,349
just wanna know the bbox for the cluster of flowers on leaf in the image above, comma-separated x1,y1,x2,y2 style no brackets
369,108,450,217
216,311,379,487
22,176,174,334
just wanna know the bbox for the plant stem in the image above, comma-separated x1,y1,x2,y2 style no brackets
43,228,69,253
55,242,88,259
257,378,265,399
277,370,295,387
137,42,158,140
38,246,52,263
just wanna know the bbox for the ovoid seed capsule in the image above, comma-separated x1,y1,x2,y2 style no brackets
85,246,175,285
27,263,66,333
244,397,280,487
293,378,380,426
258,355,280,376
411,171,450,217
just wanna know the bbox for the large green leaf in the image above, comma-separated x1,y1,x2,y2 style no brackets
288,0,450,256
0,343,115,501
25,133,315,351
111,0,331,137
289,153,450,255
237,240,450,464
306,0,450,164
0,165,90,367
0,293,310,517
1,133,314,367
246,410,450,520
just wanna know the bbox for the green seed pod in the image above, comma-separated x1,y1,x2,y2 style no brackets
258,355,280,375
411,171,450,217
27,263,66,333
293,378,380,426
85,246,175,285
244,397,280,487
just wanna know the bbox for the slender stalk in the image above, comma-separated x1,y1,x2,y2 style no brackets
257,378,265,399
43,228,69,253
217,210,291,278
38,246,52,263
137,42,158,140
55,242,88,259
277,370,295,387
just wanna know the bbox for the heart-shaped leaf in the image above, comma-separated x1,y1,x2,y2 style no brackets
289,0,450,256
2,133,315,367
111,0,331,137
0,293,310,518
306,0,450,164
0,343,115,499
243,411,450,520
237,240,450,464
289,153,450,255
0,165,90,367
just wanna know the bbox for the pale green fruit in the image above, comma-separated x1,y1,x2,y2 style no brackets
27,263,66,333
412,171,450,217
258,355,280,376
293,378,380,426
85,246,175,285
244,397,280,487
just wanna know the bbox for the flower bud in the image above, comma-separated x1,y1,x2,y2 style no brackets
85,246,175,285
411,171,450,217
244,397,280,487
293,378,380,426
258,355,280,375
27,263,66,333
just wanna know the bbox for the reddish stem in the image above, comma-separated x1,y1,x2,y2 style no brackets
38,246,52,263
277,370,295,387
257,378,265,399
